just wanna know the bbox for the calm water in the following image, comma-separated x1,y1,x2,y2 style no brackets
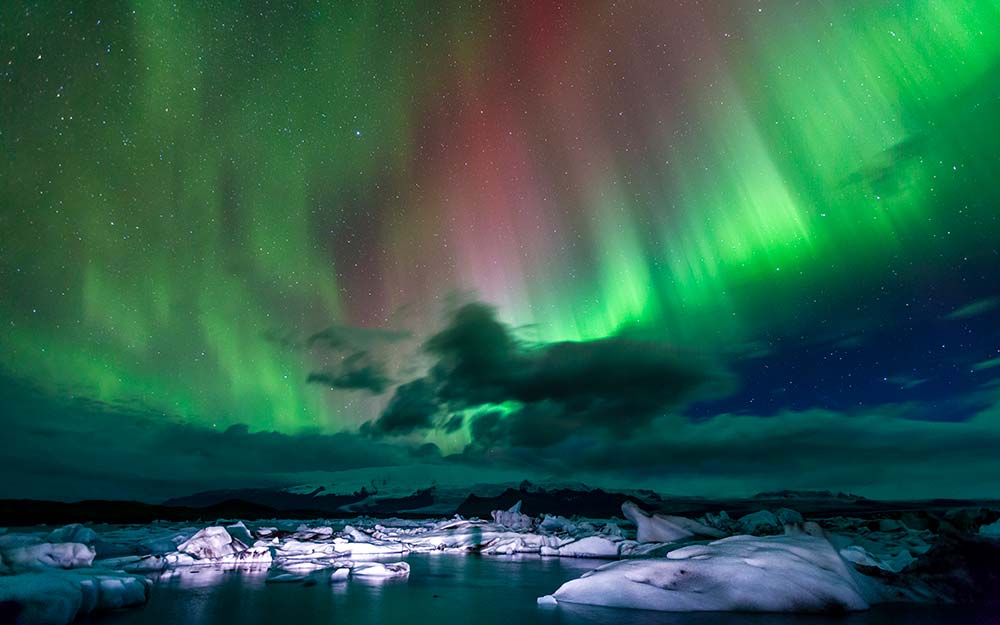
95,554,999,625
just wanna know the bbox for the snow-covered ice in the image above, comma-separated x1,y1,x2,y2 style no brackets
541,533,874,613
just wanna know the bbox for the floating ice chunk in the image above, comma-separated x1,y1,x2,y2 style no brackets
620,541,674,558
0,533,44,551
212,546,272,565
0,569,150,625
336,541,407,556
225,521,255,547
621,501,724,543
94,554,172,573
481,534,564,555
342,525,373,543
544,534,872,613
599,522,623,538
400,520,566,554
492,500,533,530
138,533,188,556
275,539,339,556
839,545,914,573
736,509,790,535
177,526,247,560
878,519,905,532
330,567,351,581
538,515,576,534
46,524,98,546
2,542,96,571
351,561,410,578
165,552,197,567
557,535,623,558
701,510,734,533
290,525,334,541
980,518,1000,538
775,508,805,526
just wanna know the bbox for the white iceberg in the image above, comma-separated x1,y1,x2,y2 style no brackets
350,561,410,579
621,501,724,543
177,526,247,559
164,526,272,566
556,535,625,558
329,567,351,581
491,501,533,530
541,533,873,612
2,543,96,572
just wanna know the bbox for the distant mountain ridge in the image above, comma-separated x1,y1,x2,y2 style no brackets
5,470,998,526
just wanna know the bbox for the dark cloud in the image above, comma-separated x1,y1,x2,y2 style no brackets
362,378,439,437
447,388,1000,500
368,302,728,444
440,414,465,434
467,410,504,449
308,324,411,350
308,351,390,394
0,376,413,502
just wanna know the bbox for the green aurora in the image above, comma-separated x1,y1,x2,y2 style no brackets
2,1,1000,498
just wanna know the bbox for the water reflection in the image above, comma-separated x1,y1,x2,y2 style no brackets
155,563,270,588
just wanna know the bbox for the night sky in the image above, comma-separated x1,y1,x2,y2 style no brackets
2,1,1000,501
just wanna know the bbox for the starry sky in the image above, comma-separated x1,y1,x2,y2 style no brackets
3,0,1000,501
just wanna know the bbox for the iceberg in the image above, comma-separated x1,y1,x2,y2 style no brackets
0,569,150,625
556,535,625,558
350,561,410,578
621,501,724,543
491,501,533,530
979,518,1000,538
177,526,248,560
224,521,255,547
2,543,96,572
541,533,873,612
45,524,98,546
329,567,351,581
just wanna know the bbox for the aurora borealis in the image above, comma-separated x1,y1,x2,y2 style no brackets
3,0,1000,501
